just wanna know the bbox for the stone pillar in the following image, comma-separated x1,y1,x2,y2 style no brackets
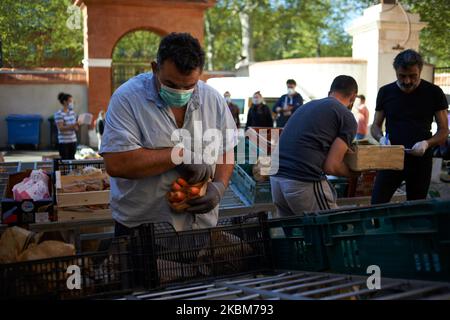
82,59,112,118
347,3,426,123
81,5,112,119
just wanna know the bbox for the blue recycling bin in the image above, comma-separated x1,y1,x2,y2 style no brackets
5,114,43,148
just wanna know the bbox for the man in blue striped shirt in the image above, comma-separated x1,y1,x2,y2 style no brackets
55,92,78,159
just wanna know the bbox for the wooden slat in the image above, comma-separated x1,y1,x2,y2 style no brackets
345,145,404,171
56,190,110,207
57,208,112,221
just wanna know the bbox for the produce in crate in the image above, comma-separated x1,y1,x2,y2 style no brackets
167,178,208,212
17,241,75,261
157,259,198,283
60,167,110,193
197,230,253,276
0,227,37,263
0,226,75,263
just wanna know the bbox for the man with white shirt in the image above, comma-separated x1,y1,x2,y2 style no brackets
100,33,237,235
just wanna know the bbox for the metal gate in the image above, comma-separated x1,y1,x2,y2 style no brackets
112,60,152,93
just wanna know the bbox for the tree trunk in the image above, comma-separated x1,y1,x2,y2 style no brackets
204,13,214,71
238,10,252,65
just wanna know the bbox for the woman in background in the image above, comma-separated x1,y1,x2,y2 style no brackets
55,92,78,160
95,110,105,151
245,91,274,130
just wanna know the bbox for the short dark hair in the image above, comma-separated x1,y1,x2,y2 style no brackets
156,32,205,75
357,94,366,102
57,92,72,105
393,49,423,71
329,75,358,97
286,79,296,86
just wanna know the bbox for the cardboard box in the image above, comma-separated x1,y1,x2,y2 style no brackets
344,145,405,171
1,170,55,225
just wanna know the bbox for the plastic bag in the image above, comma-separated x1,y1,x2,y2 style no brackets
12,169,50,201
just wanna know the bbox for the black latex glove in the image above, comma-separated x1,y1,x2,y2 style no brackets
186,181,226,214
175,164,213,184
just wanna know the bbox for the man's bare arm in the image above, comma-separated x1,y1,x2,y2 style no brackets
426,110,449,148
370,110,385,142
323,137,352,177
56,121,78,132
103,147,179,179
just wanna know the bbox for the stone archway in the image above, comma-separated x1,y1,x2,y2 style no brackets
74,0,215,116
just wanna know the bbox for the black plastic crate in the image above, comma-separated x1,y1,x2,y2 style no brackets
53,159,105,176
316,199,450,282
0,237,134,300
267,215,329,272
130,215,272,290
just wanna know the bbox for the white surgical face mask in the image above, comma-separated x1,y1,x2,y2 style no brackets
287,88,296,95
253,97,262,105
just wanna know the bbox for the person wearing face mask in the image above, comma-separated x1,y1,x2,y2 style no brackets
273,79,304,128
54,92,78,160
100,33,238,235
245,91,274,131
370,49,448,204
224,91,240,128
269,76,359,216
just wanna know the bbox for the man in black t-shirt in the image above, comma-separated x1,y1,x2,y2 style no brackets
371,49,449,204
270,75,358,217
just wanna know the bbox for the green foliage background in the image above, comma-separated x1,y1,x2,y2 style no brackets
0,0,448,69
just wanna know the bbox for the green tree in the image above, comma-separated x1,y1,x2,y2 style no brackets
0,0,83,68
112,31,160,62
1,0,448,69
205,0,450,70
402,0,450,67
204,1,242,70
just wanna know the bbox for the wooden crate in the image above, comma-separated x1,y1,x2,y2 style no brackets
57,208,112,222
55,170,110,209
344,145,404,171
